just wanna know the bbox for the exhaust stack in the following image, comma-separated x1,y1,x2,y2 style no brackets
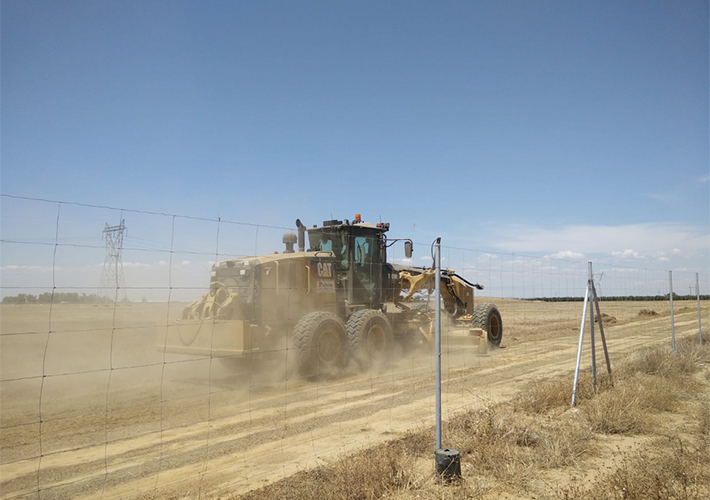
295,219,306,252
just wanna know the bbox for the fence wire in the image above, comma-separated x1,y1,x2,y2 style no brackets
1,194,707,499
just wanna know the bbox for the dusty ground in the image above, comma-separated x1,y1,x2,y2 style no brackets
0,299,706,499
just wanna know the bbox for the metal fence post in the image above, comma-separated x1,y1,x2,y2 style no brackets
697,273,703,345
434,237,442,450
669,271,675,353
432,237,461,481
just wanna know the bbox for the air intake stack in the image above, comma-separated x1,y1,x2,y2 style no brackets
282,232,297,253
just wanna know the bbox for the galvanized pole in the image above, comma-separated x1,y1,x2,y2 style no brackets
591,282,612,377
571,284,590,406
697,273,703,345
588,262,597,390
434,237,442,450
669,271,675,353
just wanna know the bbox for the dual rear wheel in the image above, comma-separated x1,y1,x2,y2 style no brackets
293,309,393,376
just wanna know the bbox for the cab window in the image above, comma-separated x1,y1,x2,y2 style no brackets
354,237,369,265
314,232,348,269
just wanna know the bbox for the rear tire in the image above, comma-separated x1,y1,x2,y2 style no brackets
472,303,502,346
293,311,347,377
347,309,393,369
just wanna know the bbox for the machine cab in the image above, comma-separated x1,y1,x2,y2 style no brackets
307,216,389,312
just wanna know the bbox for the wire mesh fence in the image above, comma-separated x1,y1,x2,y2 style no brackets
1,194,707,499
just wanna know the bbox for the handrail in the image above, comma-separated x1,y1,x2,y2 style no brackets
305,265,311,294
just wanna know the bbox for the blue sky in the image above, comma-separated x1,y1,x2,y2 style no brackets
1,1,708,297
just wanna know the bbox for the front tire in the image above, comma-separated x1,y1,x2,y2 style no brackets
347,309,393,369
472,303,503,346
293,311,348,377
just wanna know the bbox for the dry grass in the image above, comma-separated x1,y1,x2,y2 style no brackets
621,336,709,378
236,441,421,500
512,371,614,414
555,437,709,500
229,336,709,500
446,405,593,479
580,387,649,435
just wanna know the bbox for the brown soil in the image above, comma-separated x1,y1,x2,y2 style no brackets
0,300,707,499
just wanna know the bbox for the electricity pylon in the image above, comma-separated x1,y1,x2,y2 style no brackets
99,220,127,302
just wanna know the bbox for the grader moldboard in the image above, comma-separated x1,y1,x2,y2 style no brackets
160,215,502,376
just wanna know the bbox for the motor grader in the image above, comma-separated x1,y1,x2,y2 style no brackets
159,215,502,376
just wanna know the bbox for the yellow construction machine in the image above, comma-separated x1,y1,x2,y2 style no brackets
159,215,502,375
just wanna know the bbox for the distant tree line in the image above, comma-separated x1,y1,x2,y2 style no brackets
1,292,124,304
526,293,709,302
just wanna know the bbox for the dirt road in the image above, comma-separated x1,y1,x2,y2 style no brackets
1,301,705,499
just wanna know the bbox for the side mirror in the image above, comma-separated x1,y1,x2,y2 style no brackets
404,241,413,259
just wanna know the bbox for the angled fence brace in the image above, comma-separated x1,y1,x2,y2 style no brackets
571,285,589,406
590,281,613,382
571,262,612,406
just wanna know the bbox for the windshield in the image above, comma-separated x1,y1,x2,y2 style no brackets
309,229,348,268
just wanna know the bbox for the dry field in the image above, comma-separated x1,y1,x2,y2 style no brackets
1,299,707,499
